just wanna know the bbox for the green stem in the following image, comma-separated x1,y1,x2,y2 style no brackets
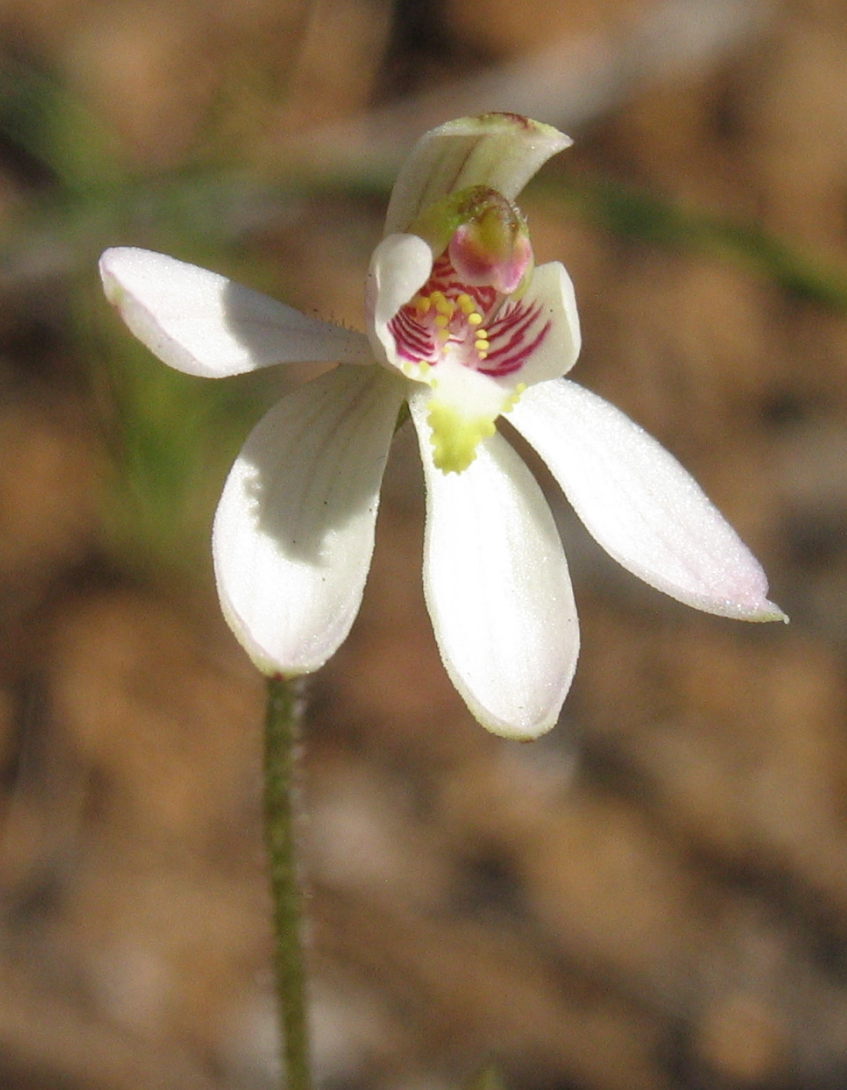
264,675,312,1090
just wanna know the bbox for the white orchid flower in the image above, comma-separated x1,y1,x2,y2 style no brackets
100,113,785,740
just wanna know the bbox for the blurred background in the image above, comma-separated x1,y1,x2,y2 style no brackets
1,0,847,1087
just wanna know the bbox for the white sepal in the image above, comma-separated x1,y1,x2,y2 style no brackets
213,365,404,675
410,392,579,739
100,247,372,377
385,114,572,235
510,379,787,621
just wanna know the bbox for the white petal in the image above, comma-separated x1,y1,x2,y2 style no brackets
213,365,404,675
509,380,786,621
366,233,433,367
410,392,579,739
385,114,572,235
100,247,372,377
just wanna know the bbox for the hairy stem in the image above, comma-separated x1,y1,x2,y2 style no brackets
264,674,312,1090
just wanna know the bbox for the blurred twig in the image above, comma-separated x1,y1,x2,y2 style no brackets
285,0,774,176
7,0,841,323
4,164,847,322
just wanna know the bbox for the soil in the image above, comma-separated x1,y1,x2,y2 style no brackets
1,1,847,1088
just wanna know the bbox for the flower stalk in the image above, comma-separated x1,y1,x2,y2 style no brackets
264,675,312,1090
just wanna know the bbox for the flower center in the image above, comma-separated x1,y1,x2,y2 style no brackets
388,252,550,379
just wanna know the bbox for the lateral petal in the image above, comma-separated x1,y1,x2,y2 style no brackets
213,365,404,675
411,392,579,739
501,261,581,386
366,233,434,367
510,380,787,621
100,247,372,377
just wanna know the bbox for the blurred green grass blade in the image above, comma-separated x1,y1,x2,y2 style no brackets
559,174,847,311
0,55,125,194
98,340,271,574
464,1062,508,1090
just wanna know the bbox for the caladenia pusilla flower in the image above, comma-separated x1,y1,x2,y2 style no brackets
100,113,786,741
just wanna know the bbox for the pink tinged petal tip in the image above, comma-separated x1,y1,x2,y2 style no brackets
100,247,372,378
509,379,787,623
